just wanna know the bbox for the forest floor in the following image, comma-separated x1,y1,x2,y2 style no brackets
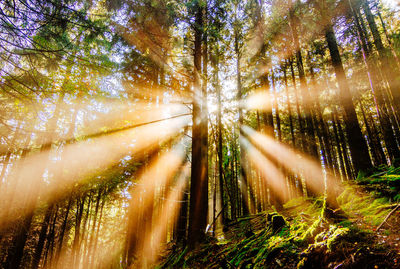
158,166,400,268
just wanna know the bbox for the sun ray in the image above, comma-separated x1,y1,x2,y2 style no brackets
241,136,291,206
0,100,190,156
0,115,190,230
51,141,189,268
139,162,190,266
125,140,188,266
242,125,342,206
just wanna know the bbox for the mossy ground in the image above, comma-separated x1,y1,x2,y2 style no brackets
158,167,400,268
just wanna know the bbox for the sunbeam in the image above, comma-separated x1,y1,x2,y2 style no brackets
241,136,291,206
125,141,188,266
52,142,189,269
0,115,190,230
242,125,342,207
139,163,190,266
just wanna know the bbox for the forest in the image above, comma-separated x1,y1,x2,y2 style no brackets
1,0,400,268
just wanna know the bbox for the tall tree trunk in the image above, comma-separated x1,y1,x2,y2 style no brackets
72,195,85,268
271,71,282,141
350,0,399,163
176,186,188,243
282,62,298,198
289,57,306,153
188,1,208,248
83,188,102,267
333,106,355,179
43,204,58,268
324,24,372,174
330,111,348,180
282,61,296,147
361,0,400,123
91,192,105,268
234,11,250,216
31,204,54,269
54,196,73,267
359,99,386,165
289,1,318,159
215,49,225,227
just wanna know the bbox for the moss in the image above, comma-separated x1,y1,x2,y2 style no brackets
326,226,350,251
337,187,353,205
299,218,320,242
160,165,400,268
284,197,307,209
312,197,324,208
338,220,353,228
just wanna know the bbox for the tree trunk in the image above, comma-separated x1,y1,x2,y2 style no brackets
350,0,399,163
31,204,54,269
361,0,400,124
283,61,296,147
289,2,318,159
188,1,208,248
54,196,72,267
215,49,225,227
324,24,372,174
289,57,306,153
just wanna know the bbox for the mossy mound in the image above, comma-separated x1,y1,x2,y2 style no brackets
356,165,400,201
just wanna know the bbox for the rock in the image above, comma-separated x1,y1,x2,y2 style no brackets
272,215,287,232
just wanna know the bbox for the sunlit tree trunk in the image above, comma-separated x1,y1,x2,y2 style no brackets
31,204,54,269
55,196,73,267
333,106,355,179
214,48,225,227
350,1,398,163
289,57,306,154
324,23,372,174
282,61,296,147
83,188,102,267
233,10,250,216
188,0,208,247
202,2,209,229
361,0,400,124
271,71,282,141
282,61,298,198
72,194,86,268
289,2,318,160
230,143,238,220
91,192,105,268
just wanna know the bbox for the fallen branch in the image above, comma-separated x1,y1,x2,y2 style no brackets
376,204,400,231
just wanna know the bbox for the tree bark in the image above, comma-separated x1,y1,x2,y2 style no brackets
324,24,372,174
188,1,208,248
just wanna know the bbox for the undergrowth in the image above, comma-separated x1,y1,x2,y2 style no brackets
158,165,400,268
